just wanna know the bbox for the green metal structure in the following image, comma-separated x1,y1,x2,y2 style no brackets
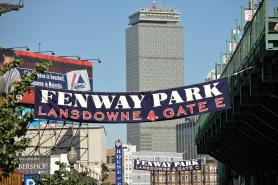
195,0,278,184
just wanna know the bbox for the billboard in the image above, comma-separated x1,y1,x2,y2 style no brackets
134,158,202,172
115,139,123,185
245,9,253,21
34,78,230,123
17,155,50,175
0,48,93,105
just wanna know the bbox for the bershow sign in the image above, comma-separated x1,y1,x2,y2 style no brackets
34,78,230,123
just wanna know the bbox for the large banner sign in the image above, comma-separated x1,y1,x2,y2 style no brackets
34,78,230,123
134,158,202,172
0,48,93,105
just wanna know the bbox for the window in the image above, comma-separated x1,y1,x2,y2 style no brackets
206,166,209,172
156,176,159,182
106,156,110,163
111,156,116,164
206,175,209,181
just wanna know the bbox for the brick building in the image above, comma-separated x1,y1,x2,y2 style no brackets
105,149,116,184
150,159,218,185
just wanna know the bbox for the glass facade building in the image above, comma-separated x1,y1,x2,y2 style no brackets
176,117,209,160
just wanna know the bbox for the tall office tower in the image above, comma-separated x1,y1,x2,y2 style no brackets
176,117,209,160
176,117,198,160
126,3,184,152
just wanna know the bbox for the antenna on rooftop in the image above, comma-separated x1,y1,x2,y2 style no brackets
152,0,157,9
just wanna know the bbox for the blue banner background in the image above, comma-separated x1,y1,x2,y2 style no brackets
34,78,230,123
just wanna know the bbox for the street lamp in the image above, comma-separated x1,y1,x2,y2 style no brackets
34,50,55,55
7,46,30,51
67,146,78,172
59,55,81,60
81,58,102,63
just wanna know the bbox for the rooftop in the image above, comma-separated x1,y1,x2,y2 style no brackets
128,7,181,25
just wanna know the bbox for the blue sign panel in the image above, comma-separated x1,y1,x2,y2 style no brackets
115,139,123,185
24,174,40,185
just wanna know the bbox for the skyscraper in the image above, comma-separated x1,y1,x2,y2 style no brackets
126,4,184,152
176,117,202,160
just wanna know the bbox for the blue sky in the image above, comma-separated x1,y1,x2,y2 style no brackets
0,0,246,148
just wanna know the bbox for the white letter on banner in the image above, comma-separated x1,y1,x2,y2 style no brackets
41,89,56,103
191,160,199,165
74,94,89,108
92,95,115,109
185,87,203,101
130,95,145,108
115,96,130,109
174,161,180,167
152,93,168,107
58,92,72,106
153,161,161,167
135,159,141,165
169,91,184,105
203,82,222,98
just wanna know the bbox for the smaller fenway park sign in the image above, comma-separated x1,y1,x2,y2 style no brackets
134,158,202,172
34,78,230,123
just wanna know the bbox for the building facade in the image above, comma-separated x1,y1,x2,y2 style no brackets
23,124,107,175
123,144,137,185
176,117,203,160
130,151,183,185
126,5,184,152
176,117,211,161
149,158,218,185
105,149,116,184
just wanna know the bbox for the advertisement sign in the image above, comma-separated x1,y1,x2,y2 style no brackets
245,10,253,21
34,78,230,123
134,158,202,172
229,41,237,53
0,48,93,105
222,54,230,64
24,174,40,185
17,156,50,174
0,169,23,185
115,139,123,185
66,69,91,91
